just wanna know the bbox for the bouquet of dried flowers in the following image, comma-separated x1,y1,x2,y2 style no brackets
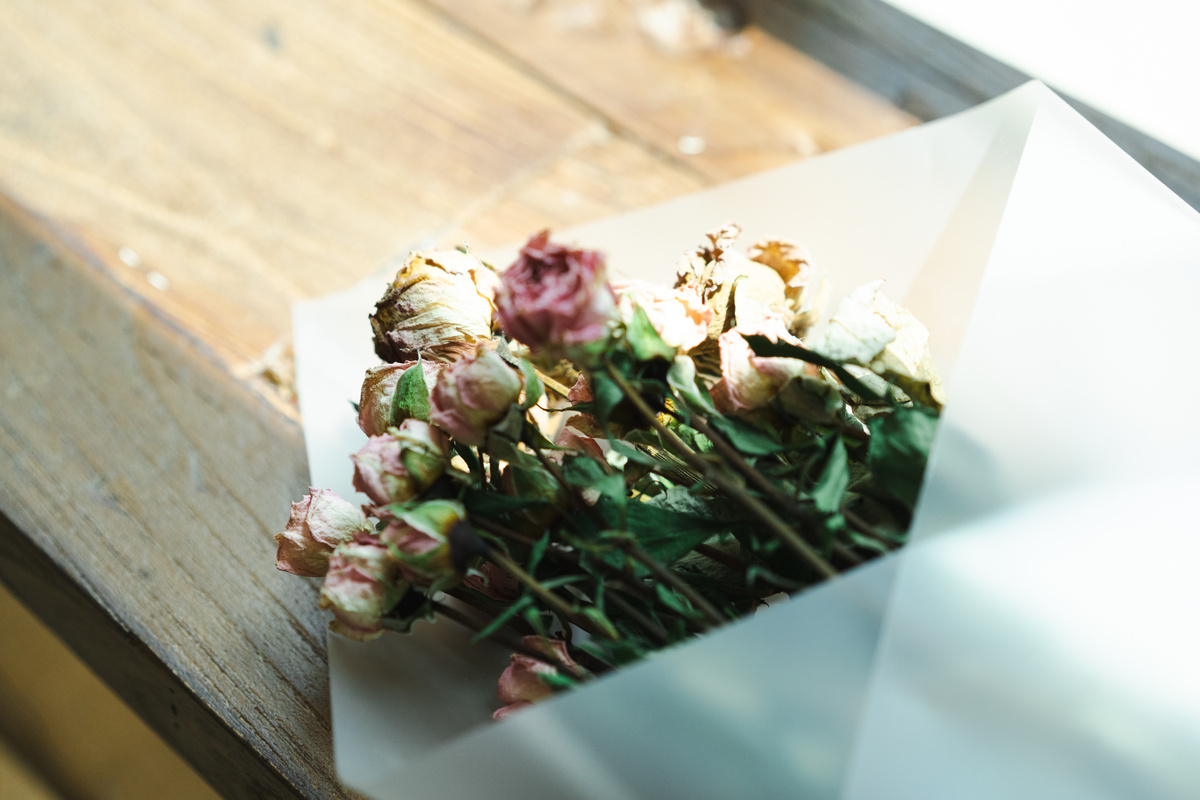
275,223,944,720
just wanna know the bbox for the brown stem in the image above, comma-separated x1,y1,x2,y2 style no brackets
688,414,863,569
604,362,837,580
605,590,669,646
429,600,586,678
487,548,618,641
623,541,727,627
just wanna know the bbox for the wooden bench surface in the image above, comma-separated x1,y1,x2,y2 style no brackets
1,2,922,797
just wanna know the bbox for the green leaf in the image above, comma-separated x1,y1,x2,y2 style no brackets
463,489,549,516
526,531,551,576
625,304,676,362
608,438,660,467
743,335,884,402
811,435,849,514
588,372,625,427
470,595,532,644
654,584,696,616
517,359,544,410
667,356,715,412
582,606,620,641
398,499,464,538
562,455,625,511
707,413,786,456
391,359,431,423
866,406,938,508
607,499,732,566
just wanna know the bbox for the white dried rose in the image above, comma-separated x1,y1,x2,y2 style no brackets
813,280,946,407
370,249,498,362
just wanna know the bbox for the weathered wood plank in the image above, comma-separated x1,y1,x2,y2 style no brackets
441,127,708,250
0,0,606,371
421,0,917,183
0,196,347,800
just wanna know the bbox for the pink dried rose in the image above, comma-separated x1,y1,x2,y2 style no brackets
494,231,616,353
351,420,447,508
429,345,522,446
612,279,713,353
275,488,374,577
493,636,579,720
319,532,402,642
379,499,471,591
370,249,499,363
357,361,443,437
716,316,814,412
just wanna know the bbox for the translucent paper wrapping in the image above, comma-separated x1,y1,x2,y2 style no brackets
292,83,1200,799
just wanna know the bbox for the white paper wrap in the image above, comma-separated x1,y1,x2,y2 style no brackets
292,82,1200,799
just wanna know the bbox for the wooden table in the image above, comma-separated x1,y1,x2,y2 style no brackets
1,2,1194,798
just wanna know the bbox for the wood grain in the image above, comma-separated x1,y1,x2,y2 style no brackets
0,196,345,800
0,0,601,372
422,0,916,183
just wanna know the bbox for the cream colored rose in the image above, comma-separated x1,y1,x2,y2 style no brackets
813,280,946,407
612,279,712,353
371,249,498,363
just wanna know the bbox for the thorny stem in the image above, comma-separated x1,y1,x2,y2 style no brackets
604,362,838,581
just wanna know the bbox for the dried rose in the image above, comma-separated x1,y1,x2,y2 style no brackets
813,280,946,408
716,316,813,412
429,345,522,446
357,361,443,437
351,420,447,508
370,250,498,363
274,488,374,577
493,636,579,720
463,561,520,602
747,237,822,334
380,500,477,591
319,533,403,642
613,278,712,353
674,223,792,339
494,231,616,353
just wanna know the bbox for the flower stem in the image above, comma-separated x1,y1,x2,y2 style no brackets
486,547,619,641
429,599,588,678
604,362,837,581
688,413,862,568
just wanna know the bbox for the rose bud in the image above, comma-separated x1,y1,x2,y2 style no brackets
357,361,443,437
380,500,476,591
612,279,712,354
319,533,403,642
463,561,520,602
274,488,374,577
429,345,521,446
351,420,447,508
370,249,499,363
493,636,580,720
494,231,616,354
718,316,812,412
